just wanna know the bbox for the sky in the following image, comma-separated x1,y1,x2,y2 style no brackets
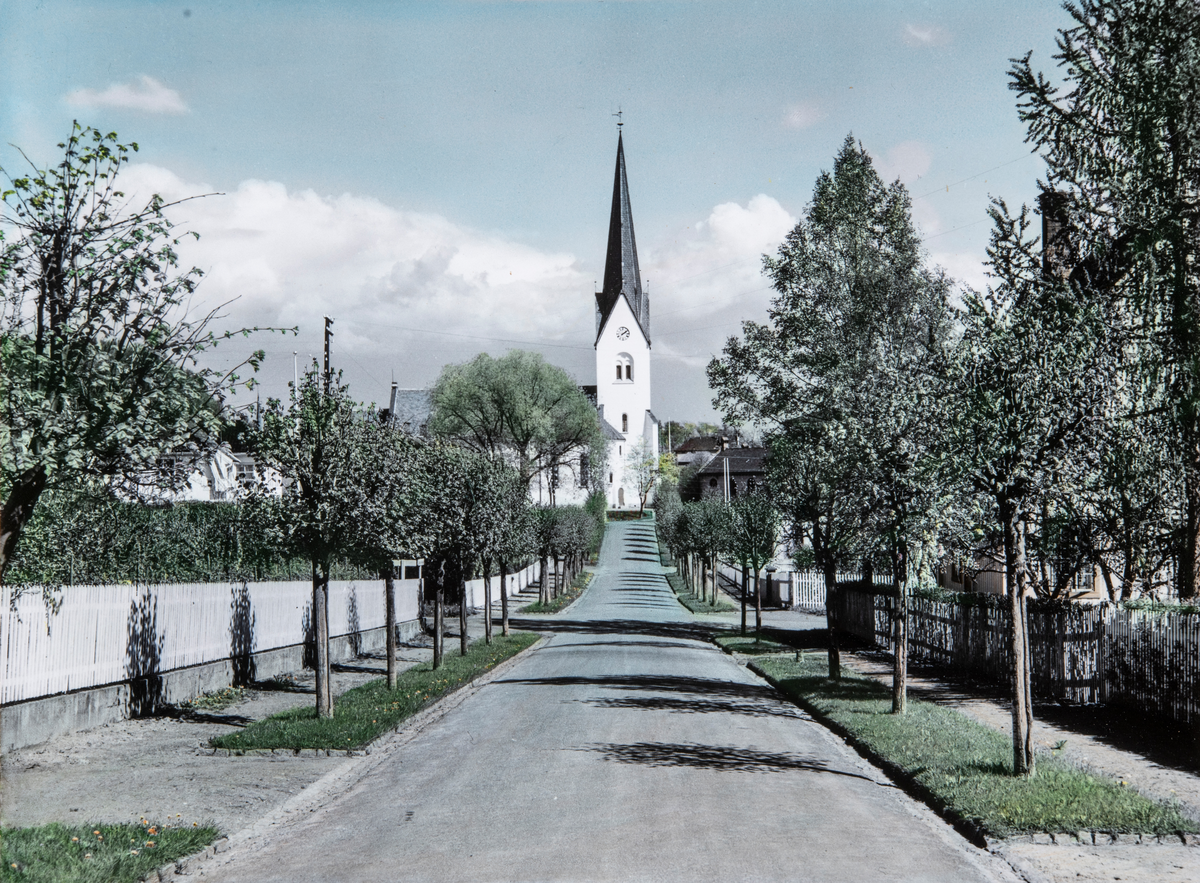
1,0,1076,423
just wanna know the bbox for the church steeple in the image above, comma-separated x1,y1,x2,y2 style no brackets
596,132,649,344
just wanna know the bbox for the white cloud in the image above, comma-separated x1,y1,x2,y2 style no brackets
116,164,591,393
902,23,950,47
877,140,932,185
783,101,825,130
66,76,188,114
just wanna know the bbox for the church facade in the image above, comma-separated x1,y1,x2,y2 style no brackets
592,132,659,508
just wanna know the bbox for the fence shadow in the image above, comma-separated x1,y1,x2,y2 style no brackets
125,588,166,717
230,582,257,687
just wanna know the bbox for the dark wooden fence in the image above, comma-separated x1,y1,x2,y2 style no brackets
832,585,1200,724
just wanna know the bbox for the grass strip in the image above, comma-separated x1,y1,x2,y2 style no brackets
666,571,734,613
210,632,538,751
1,820,218,883
714,634,790,655
522,572,592,614
754,653,1198,839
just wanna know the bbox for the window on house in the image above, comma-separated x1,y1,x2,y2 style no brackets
609,472,614,484
622,413,628,433
709,478,718,488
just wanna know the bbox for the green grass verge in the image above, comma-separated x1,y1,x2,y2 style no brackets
522,572,592,614
210,633,539,752
714,634,790,655
1,820,219,883
754,653,1198,839
666,572,735,613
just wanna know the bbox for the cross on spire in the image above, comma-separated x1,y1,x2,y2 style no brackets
612,107,623,129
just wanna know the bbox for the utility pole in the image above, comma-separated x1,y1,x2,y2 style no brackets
323,316,334,393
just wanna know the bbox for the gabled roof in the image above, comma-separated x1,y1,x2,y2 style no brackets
675,435,723,454
697,446,768,477
595,132,650,345
389,389,432,435
598,414,625,441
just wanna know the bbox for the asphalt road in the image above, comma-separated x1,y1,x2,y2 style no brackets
200,521,1017,882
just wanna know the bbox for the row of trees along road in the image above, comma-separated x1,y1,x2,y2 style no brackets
708,1,1200,777
1,124,610,721
654,485,780,638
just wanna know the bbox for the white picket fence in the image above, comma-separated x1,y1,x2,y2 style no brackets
1,563,538,707
715,563,860,610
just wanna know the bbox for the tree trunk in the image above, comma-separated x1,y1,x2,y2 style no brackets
0,467,48,580
1182,454,1200,600
314,561,332,718
553,555,560,599
539,555,549,604
1002,499,1035,776
459,561,469,657
483,558,493,645
500,560,510,636
384,565,397,690
433,560,444,670
892,541,908,715
740,563,749,635
823,556,840,680
754,567,763,637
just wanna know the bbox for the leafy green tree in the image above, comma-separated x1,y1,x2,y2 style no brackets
945,203,1115,775
474,460,530,643
1009,0,1200,596
725,493,780,637
429,350,608,496
709,135,955,697
252,366,413,716
625,437,658,516
0,124,276,579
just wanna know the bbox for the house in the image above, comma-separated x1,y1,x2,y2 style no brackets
696,446,768,502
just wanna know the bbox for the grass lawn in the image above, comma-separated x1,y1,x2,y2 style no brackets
521,572,591,614
1,820,219,883
665,572,735,613
211,632,539,752
755,653,1198,839
714,634,790,655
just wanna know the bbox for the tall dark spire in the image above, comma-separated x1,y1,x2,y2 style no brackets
596,132,649,343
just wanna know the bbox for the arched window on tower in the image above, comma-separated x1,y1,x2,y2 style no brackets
622,413,629,433
615,353,633,382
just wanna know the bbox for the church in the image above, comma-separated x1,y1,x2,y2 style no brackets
587,130,660,508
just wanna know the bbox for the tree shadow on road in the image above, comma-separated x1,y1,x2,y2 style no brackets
509,616,726,644
582,695,802,719
495,672,779,703
586,741,881,781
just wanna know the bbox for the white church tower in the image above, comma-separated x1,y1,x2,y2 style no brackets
594,130,659,508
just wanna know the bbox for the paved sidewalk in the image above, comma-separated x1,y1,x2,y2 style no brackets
714,602,1200,883
0,599,532,837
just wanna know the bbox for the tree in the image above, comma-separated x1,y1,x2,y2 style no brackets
1009,0,1200,596
625,437,658,515
945,202,1115,775
475,460,530,643
709,135,955,695
0,124,275,579
725,492,779,637
252,366,409,716
429,350,608,495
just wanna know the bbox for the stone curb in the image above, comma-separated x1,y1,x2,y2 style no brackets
196,746,371,758
144,635,547,880
991,831,1200,848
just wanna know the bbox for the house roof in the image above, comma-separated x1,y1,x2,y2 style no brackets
697,446,768,477
598,414,625,441
389,389,432,434
674,435,723,454
595,132,650,345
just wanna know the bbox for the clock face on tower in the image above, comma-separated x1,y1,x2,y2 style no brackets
616,326,630,341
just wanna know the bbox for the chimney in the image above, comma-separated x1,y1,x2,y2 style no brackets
387,381,398,426
1038,190,1071,280
720,436,728,452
